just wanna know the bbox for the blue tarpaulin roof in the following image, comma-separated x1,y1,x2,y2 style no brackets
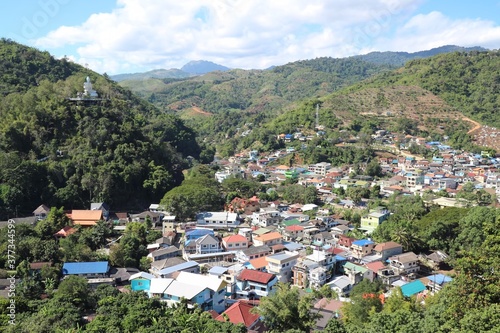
428,274,452,285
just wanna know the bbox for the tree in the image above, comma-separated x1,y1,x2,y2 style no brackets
54,276,92,309
341,279,383,328
254,282,320,332
365,160,382,177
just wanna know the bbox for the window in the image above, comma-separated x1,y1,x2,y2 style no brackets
235,243,239,247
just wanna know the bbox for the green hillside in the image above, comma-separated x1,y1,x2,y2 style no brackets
121,57,395,146
0,39,202,219
353,45,487,67
351,50,500,127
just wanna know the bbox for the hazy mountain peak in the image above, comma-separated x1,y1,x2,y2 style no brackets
181,60,230,74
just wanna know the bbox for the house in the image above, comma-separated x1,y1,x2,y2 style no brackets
247,256,269,272
400,279,426,297
33,204,50,220
313,298,344,330
405,172,425,188
308,162,331,176
90,202,110,220
337,234,355,249
148,246,181,261
162,217,178,234
173,271,227,312
222,234,249,251
235,269,278,299
149,275,226,312
215,301,264,331
426,274,452,292
129,272,155,291
311,231,333,246
266,251,299,283
196,212,240,230
374,242,403,261
253,231,282,247
341,262,373,284
388,252,420,275
195,234,223,254
251,209,281,227
132,211,162,226
110,267,140,284
327,275,352,296
360,208,390,233
149,257,186,276
364,261,386,280
69,210,103,227
283,225,304,241
236,245,272,263
350,239,375,259
54,226,77,238
62,261,110,278
157,261,200,278
185,228,214,241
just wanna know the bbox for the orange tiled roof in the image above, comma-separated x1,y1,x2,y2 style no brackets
70,210,103,226
254,231,282,242
249,256,268,270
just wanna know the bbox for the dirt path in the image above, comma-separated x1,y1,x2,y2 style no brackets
191,105,212,116
462,116,481,134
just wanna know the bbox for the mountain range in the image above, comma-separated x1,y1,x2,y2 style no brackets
111,45,486,82
110,60,230,82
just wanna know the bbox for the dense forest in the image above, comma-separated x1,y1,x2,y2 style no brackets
0,39,207,219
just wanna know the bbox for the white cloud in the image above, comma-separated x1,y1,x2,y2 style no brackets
34,0,499,74
373,11,500,52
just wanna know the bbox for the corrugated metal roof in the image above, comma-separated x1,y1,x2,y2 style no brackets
62,261,109,275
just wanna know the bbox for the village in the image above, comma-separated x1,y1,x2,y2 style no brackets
3,127,499,332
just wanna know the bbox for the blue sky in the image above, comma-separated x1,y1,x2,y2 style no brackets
1,0,499,74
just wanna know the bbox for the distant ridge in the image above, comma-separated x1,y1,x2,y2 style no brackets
354,45,488,66
111,68,194,82
181,60,230,74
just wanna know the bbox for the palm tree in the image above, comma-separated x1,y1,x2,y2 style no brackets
390,226,422,252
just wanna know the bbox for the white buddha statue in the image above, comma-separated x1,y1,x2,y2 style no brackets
83,76,98,97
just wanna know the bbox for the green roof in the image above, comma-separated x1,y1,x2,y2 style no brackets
342,261,368,273
401,280,426,297
282,219,301,227
339,179,350,185
253,228,272,235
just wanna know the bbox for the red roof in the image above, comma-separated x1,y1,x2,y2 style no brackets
215,301,260,327
365,261,386,273
285,225,304,232
223,234,248,244
238,269,275,284
54,226,77,237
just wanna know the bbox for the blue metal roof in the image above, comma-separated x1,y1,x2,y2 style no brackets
185,228,214,239
62,261,109,275
401,280,426,297
158,261,199,276
352,239,374,246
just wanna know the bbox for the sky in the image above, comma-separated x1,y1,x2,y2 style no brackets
1,0,500,74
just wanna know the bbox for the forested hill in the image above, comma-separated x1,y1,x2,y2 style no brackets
0,39,203,219
120,57,395,147
353,45,487,67
345,50,500,128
